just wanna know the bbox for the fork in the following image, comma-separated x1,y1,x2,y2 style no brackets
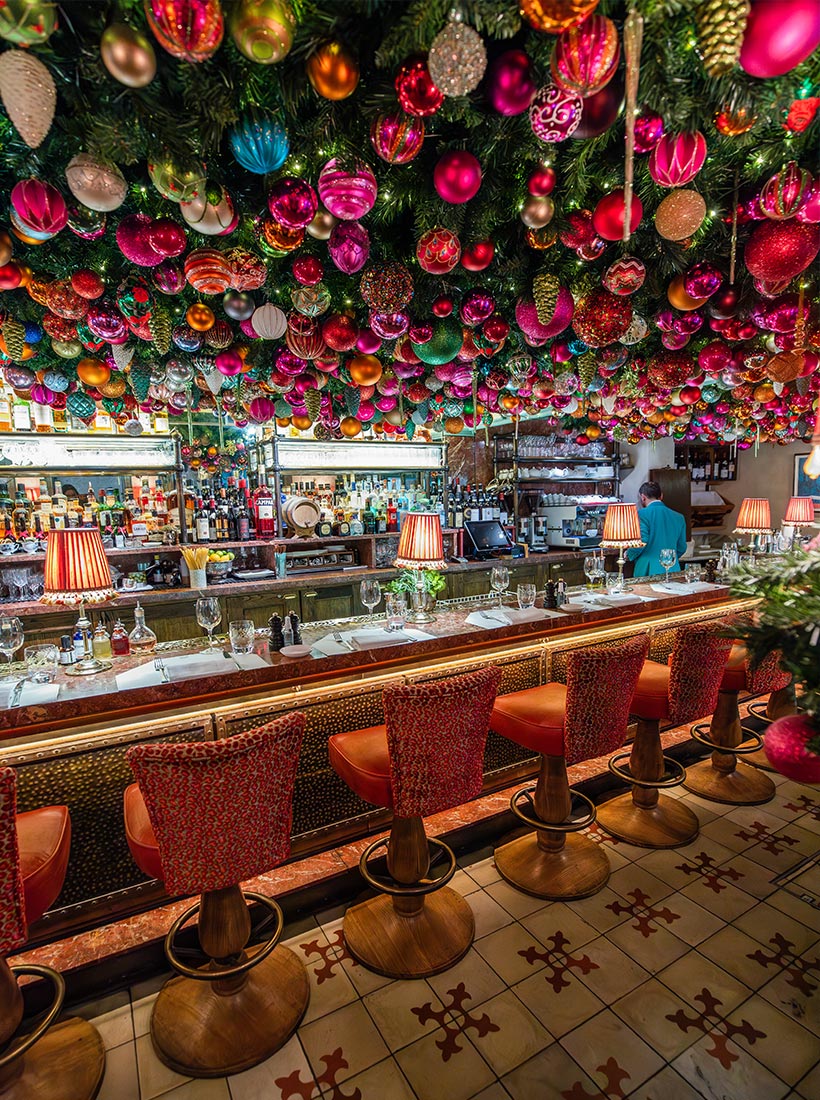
332,630,353,651
154,656,169,683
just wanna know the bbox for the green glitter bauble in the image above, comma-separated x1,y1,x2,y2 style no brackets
411,317,463,366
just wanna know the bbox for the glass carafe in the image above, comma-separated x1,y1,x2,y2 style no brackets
129,602,157,654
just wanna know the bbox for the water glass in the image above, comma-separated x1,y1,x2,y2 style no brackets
490,565,510,608
0,616,23,671
606,572,623,596
196,597,222,648
360,578,382,623
25,644,59,684
517,584,537,610
385,592,408,632
659,548,677,582
228,619,255,654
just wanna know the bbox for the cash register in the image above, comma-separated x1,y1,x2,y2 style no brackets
464,519,520,560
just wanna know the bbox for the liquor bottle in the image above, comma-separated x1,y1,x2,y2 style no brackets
11,397,31,432
208,497,218,543
719,457,729,479
386,498,398,533
110,619,131,656
0,391,11,431
37,478,53,520
96,490,112,530
0,480,13,537
52,480,67,522
32,401,53,432
254,483,277,539
195,498,210,543
453,487,464,529
235,492,250,541
128,602,157,654
12,490,29,535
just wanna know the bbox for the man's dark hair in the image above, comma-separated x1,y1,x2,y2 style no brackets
639,481,662,500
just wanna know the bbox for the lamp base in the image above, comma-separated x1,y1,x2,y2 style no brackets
65,658,112,677
407,609,436,625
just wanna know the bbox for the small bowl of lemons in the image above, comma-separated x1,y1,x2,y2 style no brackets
206,549,235,578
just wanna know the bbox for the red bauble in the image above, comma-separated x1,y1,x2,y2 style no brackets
416,227,460,274
745,220,820,282
483,315,510,343
432,295,454,317
764,714,820,783
461,239,494,271
144,0,223,62
649,132,707,188
485,49,536,116
647,349,693,388
740,0,820,79
551,14,620,97
559,208,595,249
71,269,105,299
320,313,357,354
292,256,324,285
592,189,643,241
433,150,482,204
148,217,187,257
369,111,425,165
395,57,443,117
528,166,556,196
572,70,624,140
572,288,632,347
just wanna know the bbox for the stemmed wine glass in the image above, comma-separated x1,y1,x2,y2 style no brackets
583,555,597,592
660,548,677,584
490,564,510,609
196,597,222,649
360,578,382,625
0,616,24,674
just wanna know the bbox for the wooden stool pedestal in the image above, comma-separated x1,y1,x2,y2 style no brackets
496,832,609,900
684,690,775,806
745,687,798,772
0,1018,104,1100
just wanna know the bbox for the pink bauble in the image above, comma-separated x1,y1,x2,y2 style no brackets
248,396,276,423
145,0,223,62
11,179,67,236
328,220,370,274
592,189,643,241
516,290,574,341
117,213,165,266
649,132,707,188
529,83,582,142
486,49,536,115
433,150,482,204
603,256,645,295
369,111,425,165
356,327,381,354
797,179,820,224
763,714,820,783
633,108,664,153
459,289,495,327
740,0,820,78
369,310,409,339
416,227,461,274
267,177,318,229
152,259,186,294
317,158,377,221
550,14,620,97
683,262,722,299
745,221,820,281
759,162,813,221
216,349,243,376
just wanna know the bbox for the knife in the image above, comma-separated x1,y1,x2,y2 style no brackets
8,678,25,707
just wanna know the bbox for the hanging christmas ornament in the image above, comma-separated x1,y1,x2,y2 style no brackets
11,178,66,237
633,108,664,153
416,227,460,274
520,196,554,228
395,57,443,117
148,155,206,202
667,274,708,311
318,159,377,221
714,102,757,136
100,22,157,86
144,0,224,63
427,14,486,97
745,221,820,282
603,256,645,295
328,220,370,274
180,183,237,234
592,189,643,241
572,70,624,139
64,153,127,213
759,162,813,220
517,291,573,341
532,273,560,326
360,263,414,311
654,189,707,240
649,132,707,188
411,317,463,365
486,49,536,115
0,0,58,46
461,239,494,271
229,114,289,174
307,40,359,99
223,291,253,320
184,248,232,295
740,0,820,78
251,303,287,339
267,177,318,229
0,48,56,148
695,0,750,77
529,83,583,142
433,150,482,204
550,14,619,97
229,0,294,63
573,288,632,347
369,111,425,165
520,0,599,34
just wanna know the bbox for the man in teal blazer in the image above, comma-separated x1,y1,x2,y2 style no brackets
626,482,687,578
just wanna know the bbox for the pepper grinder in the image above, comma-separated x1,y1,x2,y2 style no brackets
268,613,285,652
544,580,558,610
288,611,302,645
704,558,718,584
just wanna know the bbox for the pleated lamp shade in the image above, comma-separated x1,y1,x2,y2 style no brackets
735,498,771,534
600,503,644,548
783,497,814,527
43,528,115,606
394,512,446,570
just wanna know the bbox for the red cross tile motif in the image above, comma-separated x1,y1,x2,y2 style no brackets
665,988,766,1069
733,820,801,856
518,930,599,992
674,852,745,894
300,929,356,984
747,932,820,997
411,981,500,1061
561,1057,631,1100
783,794,820,822
276,1047,360,1100
605,888,681,938
586,823,623,847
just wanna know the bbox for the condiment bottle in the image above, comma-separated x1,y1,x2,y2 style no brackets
59,634,75,665
111,618,131,656
129,601,158,654
92,622,113,660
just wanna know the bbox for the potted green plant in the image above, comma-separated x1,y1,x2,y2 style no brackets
730,548,820,783
386,568,446,623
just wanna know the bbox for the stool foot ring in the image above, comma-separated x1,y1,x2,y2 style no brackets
343,888,474,979
151,944,308,1078
690,722,764,755
495,832,610,901
683,760,775,806
0,1017,105,1100
743,747,776,772
608,752,686,789
597,792,699,849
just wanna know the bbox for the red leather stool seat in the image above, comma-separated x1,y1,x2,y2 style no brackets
16,805,70,926
123,782,163,882
490,683,567,756
720,644,748,692
327,725,392,809
631,661,671,721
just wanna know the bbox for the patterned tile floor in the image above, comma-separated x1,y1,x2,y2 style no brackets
76,772,820,1100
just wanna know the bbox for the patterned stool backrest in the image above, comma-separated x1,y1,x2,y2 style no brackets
564,635,649,767
0,767,26,955
384,666,501,818
669,621,734,726
127,712,305,897
746,649,791,695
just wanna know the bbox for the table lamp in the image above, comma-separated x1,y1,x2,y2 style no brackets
735,497,771,559
394,512,446,624
600,503,643,593
42,527,115,676
783,497,814,529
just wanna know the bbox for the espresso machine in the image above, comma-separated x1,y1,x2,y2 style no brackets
543,503,609,549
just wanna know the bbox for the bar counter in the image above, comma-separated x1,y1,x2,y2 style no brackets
2,580,754,947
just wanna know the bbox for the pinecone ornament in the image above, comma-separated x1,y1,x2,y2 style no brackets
345,388,360,416
533,273,560,327
150,309,172,355
2,318,25,361
303,387,322,422
129,362,152,401
695,0,750,77
578,352,597,389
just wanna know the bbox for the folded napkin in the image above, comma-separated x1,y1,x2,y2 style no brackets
311,627,434,656
597,593,644,605
650,582,717,596
0,681,60,708
116,650,267,690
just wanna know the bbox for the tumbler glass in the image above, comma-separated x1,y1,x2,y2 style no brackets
228,619,255,654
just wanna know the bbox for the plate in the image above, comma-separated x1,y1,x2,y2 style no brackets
279,644,312,658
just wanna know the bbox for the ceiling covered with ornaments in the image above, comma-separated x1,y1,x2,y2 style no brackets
0,0,818,448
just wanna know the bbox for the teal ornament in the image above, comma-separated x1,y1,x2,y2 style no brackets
405,420,415,439
229,115,289,175
411,317,463,365
345,388,361,416
66,390,96,420
274,398,291,416
568,339,588,355
700,381,722,403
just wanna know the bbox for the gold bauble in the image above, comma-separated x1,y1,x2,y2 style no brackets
667,274,708,312
306,40,359,100
444,416,465,434
230,0,295,64
98,376,127,398
526,225,557,250
276,416,292,427
384,407,403,426
654,190,707,242
0,230,12,266
766,351,804,384
186,303,216,331
753,382,776,403
714,104,757,137
306,208,337,241
100,23,157,88
77,357,111,387
16,263,31,287
340,415,362,438
520,196,555,229
348,354,382,386
291,414,313,431
261,216,304,253
520,0,599,34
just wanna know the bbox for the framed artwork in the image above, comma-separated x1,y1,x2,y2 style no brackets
793,454,820,507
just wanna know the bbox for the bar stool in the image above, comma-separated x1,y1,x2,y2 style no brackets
328,666,501,979
683,646,791,804
124,714,308,1078
0,767,104,1100
490,634,649,900
597,622,733,848
743,676,798,772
